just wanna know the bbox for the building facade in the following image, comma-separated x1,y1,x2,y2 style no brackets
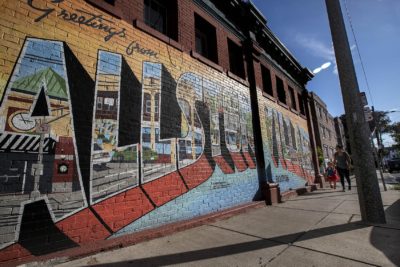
309,92,337,167
334,116,347,151
0,0,316,262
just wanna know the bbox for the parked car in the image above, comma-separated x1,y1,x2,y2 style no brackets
387,158,400,173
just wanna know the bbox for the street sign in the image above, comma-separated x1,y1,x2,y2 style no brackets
360,92,368,106
364,107,373,121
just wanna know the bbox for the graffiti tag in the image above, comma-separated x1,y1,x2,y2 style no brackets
275,175,289,183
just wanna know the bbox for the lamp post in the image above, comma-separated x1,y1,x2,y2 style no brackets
325,0,386,223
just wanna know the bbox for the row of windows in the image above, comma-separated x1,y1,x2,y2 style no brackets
323,145,335,160
261,65,305,115
317,105,332,124
102,0,304,116
141,0,247,79
320,124,333,140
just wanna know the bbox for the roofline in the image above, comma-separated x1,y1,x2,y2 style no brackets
247,1,314,83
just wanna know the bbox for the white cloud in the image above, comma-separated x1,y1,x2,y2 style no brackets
296,34,356,75
312,61,332,74
321,62,332,69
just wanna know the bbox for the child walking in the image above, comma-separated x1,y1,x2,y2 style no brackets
325,161,338,189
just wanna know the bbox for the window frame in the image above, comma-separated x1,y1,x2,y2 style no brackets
194,13,218,64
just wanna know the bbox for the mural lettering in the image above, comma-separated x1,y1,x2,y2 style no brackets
0,1,314,259
263,105,314,191
27,0,157,58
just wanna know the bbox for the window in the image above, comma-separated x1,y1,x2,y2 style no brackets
276,76,286,104
261,65,273,96
322,125,326,139
328,130,331,140
142,127,151,142
144,0,178,40
154,93,160,121
228,39,245,79
319,107,323,119
104,0,115,5
97,97,103,110
288,86,297,110
195,14,218,63
324,145,329,158
299,93,306,115
145,99,151,114
143,93,151,121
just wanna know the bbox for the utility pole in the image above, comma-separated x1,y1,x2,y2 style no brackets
325,0,385,223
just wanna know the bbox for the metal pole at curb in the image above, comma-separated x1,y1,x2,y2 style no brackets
325,0,386,223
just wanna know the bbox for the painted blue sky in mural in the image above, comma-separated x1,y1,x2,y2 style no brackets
98,51,121,75
16,39,66,79
143,62,162,79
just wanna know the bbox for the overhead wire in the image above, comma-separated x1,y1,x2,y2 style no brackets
342,0,375,107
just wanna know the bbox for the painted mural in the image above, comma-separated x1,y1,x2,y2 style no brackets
0,0,314,262
261,102,314,191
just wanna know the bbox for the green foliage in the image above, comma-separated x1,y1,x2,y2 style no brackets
388,122,400,149
372,110,392,146
142,147,158,161
373,110,392,133
112,150,137,162
317,146,324,166
392,184,400,190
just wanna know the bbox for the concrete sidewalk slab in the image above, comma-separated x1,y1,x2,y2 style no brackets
267,246,374,267
56,224,287,267
296,212,400,266
33,183,399,267
210,206,328,244
331,199,361,215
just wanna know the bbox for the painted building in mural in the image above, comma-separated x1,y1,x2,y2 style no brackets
0,0,315,263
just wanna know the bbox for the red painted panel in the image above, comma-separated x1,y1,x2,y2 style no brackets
56,208,110,243
230,152,247,172
92,187,155,232
141,173,188,207
242,152,256,169
0,243,31,263
213,155,235,174
179,154,214,189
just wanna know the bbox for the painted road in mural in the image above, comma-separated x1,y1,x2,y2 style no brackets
0,1,314,258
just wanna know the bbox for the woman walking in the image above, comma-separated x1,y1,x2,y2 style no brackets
333,144,351,192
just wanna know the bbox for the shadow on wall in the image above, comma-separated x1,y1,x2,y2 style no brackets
18,200,78,255
195,101,215,170
65,44,95,200
370,199,400,266
218,112,235,172
118,57,142,146
160,65,180,139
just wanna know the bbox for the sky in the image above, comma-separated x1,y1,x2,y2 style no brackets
252,0,400,146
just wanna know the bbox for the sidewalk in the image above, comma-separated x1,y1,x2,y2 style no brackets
35,181,400,266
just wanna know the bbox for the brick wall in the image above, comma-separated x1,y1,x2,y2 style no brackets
0,0,314,263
